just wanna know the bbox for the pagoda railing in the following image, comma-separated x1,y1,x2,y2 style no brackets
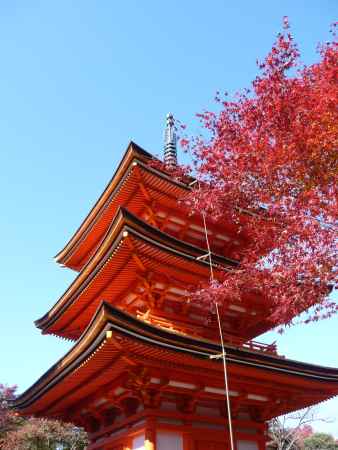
137,311,279,357
240,339,277,355
222,333,278,356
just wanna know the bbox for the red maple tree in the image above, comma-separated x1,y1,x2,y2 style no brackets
0,384,88,449
0,384,20,440
176,19,337,329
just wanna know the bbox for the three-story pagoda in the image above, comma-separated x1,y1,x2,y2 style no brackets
15,115,338,450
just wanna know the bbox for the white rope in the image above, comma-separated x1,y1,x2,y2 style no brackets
197,181,235,450
215,301,235,450
201,210,214,281
184,146,235,449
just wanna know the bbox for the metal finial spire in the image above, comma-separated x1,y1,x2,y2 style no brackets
164,112,177,167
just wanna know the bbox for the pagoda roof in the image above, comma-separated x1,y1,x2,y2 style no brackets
15,302,338,420
54,141,248,271
37,208,239,340
55,141,195,271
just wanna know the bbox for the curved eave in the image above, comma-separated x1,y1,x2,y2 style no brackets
55,141,191,269
16,302,338,415
36,207,238,335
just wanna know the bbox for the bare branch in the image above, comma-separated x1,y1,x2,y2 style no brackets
267,406,334,449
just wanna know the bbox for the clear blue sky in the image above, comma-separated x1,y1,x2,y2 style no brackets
1,0,337,436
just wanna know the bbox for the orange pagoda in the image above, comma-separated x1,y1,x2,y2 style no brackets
15,115,338,450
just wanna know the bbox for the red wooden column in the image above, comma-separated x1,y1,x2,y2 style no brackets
123,437,132,450
145,419,156,450
258,422,268,450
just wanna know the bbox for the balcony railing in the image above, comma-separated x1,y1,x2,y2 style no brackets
137,310,279,357
222,333,279,356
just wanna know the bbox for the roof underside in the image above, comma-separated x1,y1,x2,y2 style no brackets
55,142,154,267
55,141,248,271
36,208,274,342
16,303,338,420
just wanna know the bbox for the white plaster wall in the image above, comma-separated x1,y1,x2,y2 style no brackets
237,440,258,450
157,431,183,450
132,433,145,450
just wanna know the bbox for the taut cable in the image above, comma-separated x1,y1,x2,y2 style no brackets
197,181,235,450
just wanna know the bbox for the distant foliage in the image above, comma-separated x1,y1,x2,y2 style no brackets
297,425,315,447
268,407,336,449
177,19,337,329
0,384,23,440
1,418,88,450
304,432,338,449
0,384,88,450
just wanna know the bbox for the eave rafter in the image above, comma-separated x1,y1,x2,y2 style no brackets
56,141,250,274
55,142,153,262
124,233,148,273
55,144,197,270
138,180,153,204
39,207,242,341
16,302,338,427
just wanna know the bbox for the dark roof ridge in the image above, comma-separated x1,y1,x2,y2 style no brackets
35,206,237,332
55,141,154,263
16,301,338,411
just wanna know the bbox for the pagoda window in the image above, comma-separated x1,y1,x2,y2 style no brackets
195,404,221,417
156,431,183,450
132,433,145,449
237,441,259,450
